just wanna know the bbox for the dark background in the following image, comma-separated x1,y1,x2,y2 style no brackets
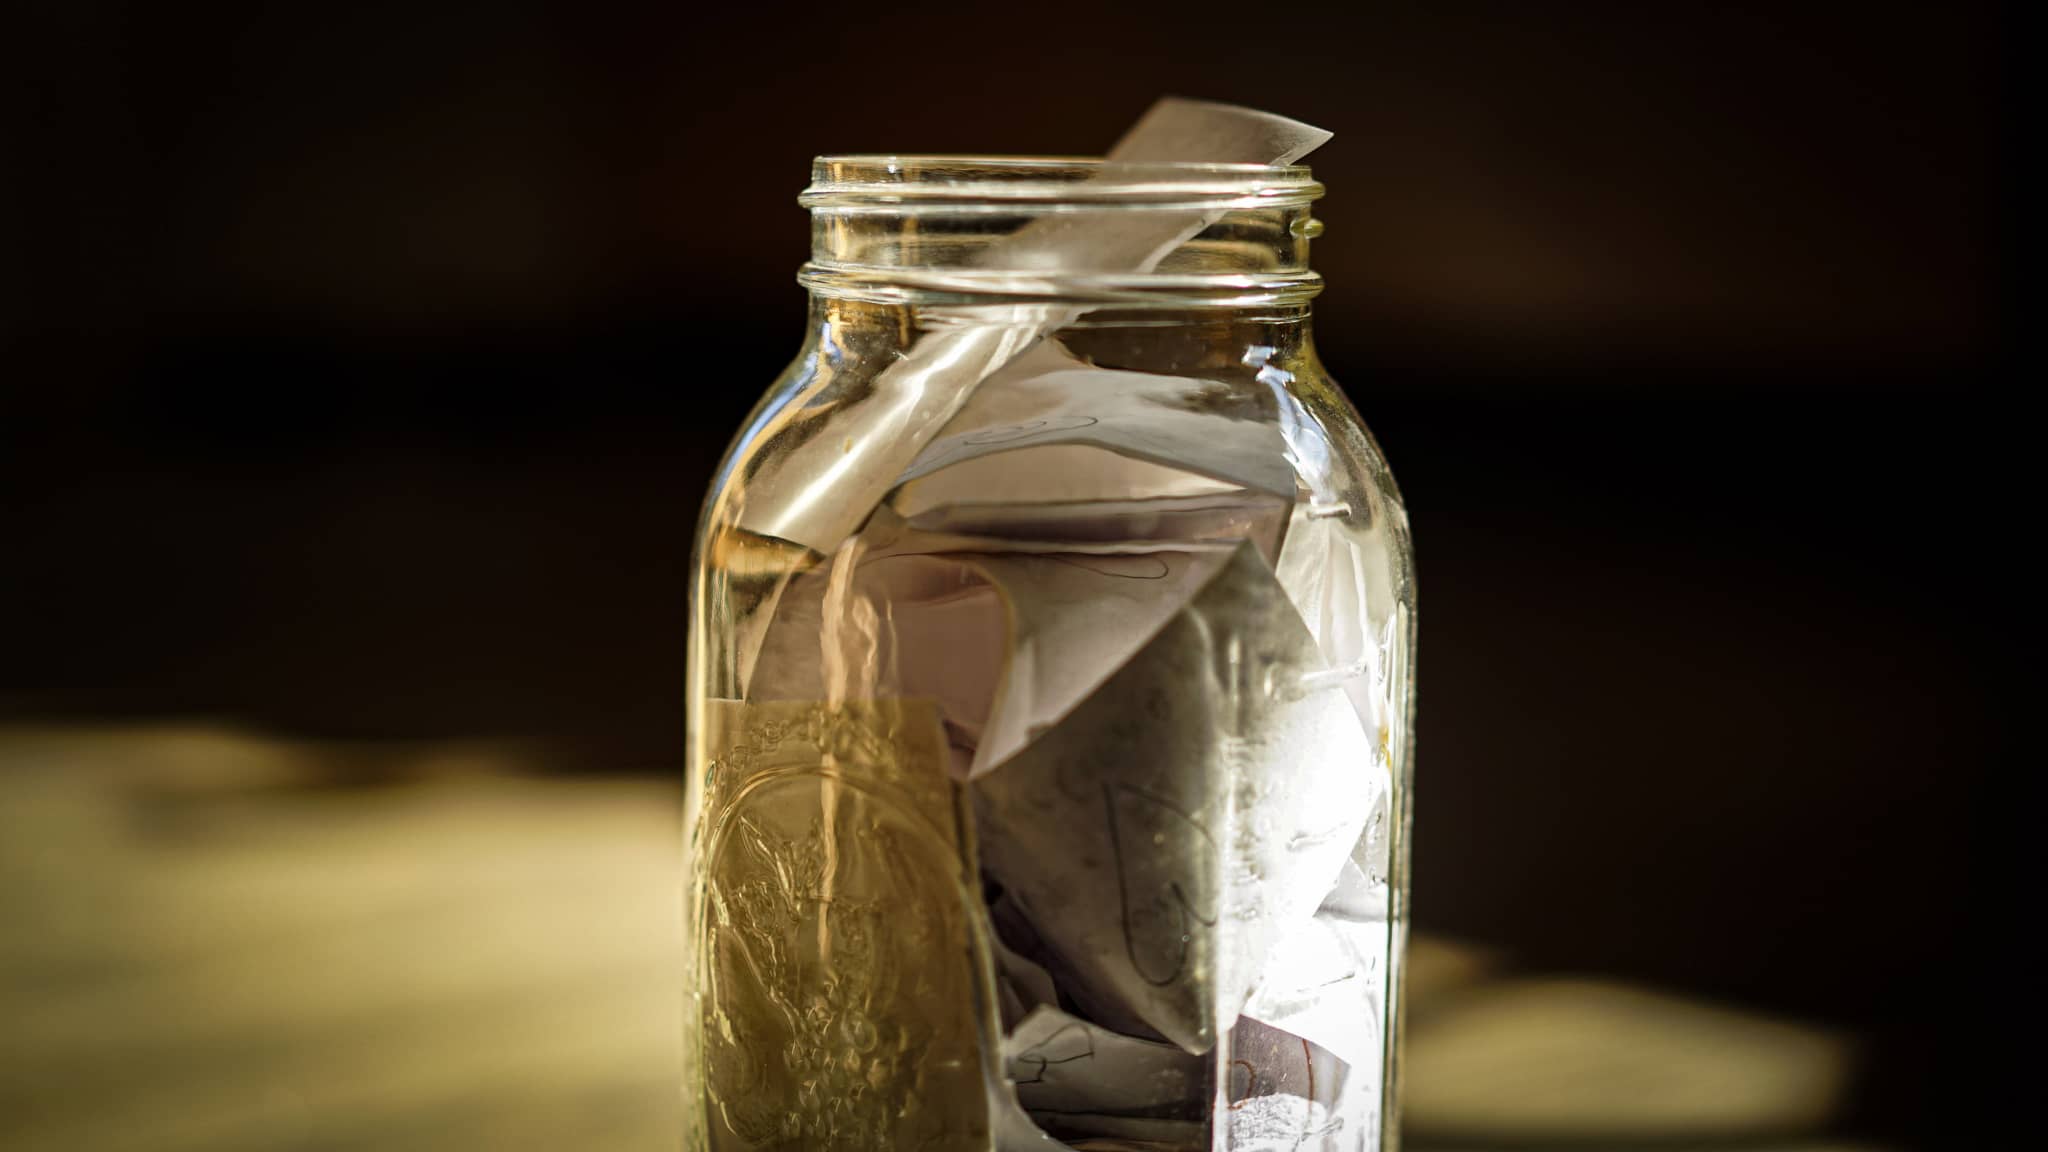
5,1,2011,1145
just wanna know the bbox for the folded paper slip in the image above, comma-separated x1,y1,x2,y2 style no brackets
736,98,1331,554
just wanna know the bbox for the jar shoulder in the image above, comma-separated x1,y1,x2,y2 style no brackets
702,330,1409,565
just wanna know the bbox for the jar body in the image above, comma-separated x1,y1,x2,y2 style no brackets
686,165,1412,1152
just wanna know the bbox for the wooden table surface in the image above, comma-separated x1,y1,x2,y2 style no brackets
0,726,1873,1151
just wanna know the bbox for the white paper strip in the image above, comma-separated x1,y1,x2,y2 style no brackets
735,99,1331,554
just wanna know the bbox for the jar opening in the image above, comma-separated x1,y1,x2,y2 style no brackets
801,156,1325,306
803,155,1323,212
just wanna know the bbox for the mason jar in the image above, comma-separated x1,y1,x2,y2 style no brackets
685,154,1415,1151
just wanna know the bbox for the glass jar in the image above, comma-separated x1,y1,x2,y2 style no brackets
685,156,1415,1151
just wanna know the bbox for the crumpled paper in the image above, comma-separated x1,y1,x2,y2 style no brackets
746,538,1236,775
971,542,1374,1056
736,531,1393,1146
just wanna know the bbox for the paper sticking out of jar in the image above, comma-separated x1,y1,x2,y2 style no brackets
733,97,1332,558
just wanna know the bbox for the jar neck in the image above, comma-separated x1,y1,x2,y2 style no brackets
798,156,1325,311
802,297,1322,399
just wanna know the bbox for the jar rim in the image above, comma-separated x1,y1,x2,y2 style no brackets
803,155,1323,211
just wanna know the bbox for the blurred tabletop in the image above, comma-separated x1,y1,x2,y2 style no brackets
1,725,1877,1151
